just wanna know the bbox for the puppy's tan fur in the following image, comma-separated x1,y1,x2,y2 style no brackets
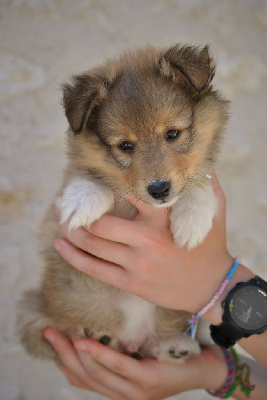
17,45,229,362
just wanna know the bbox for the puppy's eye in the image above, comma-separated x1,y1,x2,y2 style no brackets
119,141,134,152
166,130,181,141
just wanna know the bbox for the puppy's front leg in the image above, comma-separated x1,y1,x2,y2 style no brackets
170,183,217,249
58,178,114,230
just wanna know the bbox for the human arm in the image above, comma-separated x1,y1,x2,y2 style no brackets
54,173,267,365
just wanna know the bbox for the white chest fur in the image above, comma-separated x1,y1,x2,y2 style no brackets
117,294,156,353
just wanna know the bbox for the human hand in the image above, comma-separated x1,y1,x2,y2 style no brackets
43,327,228,400
54,173,253,323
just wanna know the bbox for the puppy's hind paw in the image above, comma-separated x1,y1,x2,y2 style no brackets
83,328,119,350
58,178,114,230
17,289,57,361
153,334,200,364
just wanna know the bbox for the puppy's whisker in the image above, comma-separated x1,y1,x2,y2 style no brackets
187,169,212,188
117,188,140,205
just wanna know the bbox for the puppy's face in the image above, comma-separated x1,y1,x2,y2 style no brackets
97,74,195,208
63,45,229,207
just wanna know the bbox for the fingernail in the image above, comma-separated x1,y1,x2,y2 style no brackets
74,341,90,352
54,238,66,252
43,329,54,344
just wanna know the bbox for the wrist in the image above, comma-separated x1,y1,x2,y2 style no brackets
203,263,254,326
177,347,228,392
206,348,256,399
200,347,229,391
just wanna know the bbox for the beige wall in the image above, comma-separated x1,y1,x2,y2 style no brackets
0,1,267,399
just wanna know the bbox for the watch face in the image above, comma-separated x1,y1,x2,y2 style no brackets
230,286,267,331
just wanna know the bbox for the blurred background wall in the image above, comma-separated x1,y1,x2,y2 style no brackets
0,1,266,399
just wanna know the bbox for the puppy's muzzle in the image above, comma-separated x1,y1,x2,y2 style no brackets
147,180,171,200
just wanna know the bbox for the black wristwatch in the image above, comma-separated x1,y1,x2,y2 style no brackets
210,276,267,349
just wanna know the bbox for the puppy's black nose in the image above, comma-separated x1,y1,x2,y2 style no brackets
147,181,170,199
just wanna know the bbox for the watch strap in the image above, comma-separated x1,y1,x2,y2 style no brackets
252,275,267,290
210,321,246,349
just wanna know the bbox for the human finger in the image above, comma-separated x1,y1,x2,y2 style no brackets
87,207,170,249
210,171,226,219
53,239,133,291
207,172,227,240
122,193,171,224
210,170,224,196
58,221,130,267
75,338,150,382
86,214,147,246
50,338,127,399
44,329,120,398
43,328,86,378
58,365,89,390
75,347,144,400
59,364,126,399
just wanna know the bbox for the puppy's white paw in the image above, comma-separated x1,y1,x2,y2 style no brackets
152,334,200,363
58,178,114,230
170,184,217,249
195,319,213,347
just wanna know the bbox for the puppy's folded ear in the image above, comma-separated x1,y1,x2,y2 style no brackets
62,74,110,134
158,45,215,96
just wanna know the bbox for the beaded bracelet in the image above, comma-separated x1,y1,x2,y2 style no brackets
186,257,239,340
207,347,255,398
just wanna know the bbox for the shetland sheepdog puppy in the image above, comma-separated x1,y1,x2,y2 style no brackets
17,44,228,363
